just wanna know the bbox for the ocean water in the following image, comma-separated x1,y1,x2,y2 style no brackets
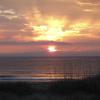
0,56,100,81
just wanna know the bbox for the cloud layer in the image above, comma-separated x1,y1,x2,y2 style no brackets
0,0,100,56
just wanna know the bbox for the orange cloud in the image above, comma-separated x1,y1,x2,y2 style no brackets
76,0,100,12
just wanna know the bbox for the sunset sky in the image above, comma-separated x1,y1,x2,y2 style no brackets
0,0,100,56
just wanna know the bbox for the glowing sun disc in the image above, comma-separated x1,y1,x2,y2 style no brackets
48,46,57,52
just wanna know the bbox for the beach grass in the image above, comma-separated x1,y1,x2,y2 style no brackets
0,75,100,100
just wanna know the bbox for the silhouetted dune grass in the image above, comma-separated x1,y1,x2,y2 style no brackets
0,82,34,96
49,75,100,95
0,75,100,100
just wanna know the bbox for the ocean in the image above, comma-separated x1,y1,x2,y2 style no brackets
0,56,100,81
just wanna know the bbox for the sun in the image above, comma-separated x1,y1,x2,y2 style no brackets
48,46,57,52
